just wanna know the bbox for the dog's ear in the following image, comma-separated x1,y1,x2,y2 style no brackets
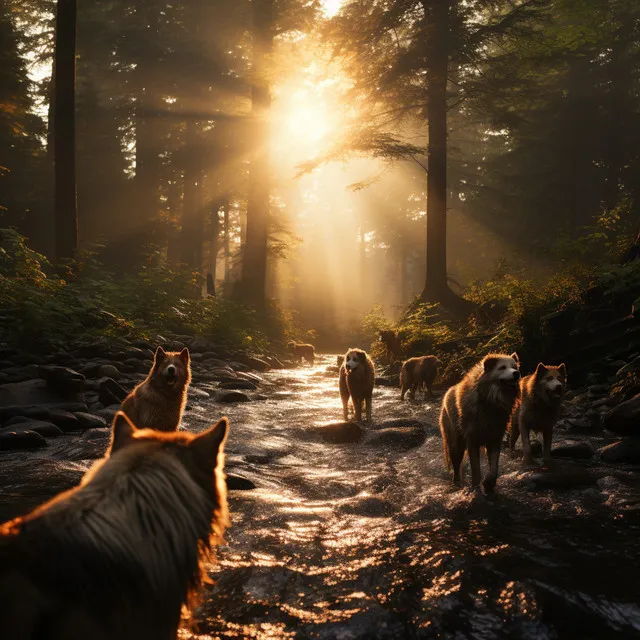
110,412,138,454
535,362,547,377
483,356,499,372
558,363,567,378
510,352,520,366
154,346,167,364
191,417,229,466
179,347,190,365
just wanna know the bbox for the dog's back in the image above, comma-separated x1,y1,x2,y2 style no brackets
0,412,228,640
400,355,441,399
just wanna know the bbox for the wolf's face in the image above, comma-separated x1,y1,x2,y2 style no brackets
535,362,566,398
153,346,190,388
344,349,366,371
483,352,520,386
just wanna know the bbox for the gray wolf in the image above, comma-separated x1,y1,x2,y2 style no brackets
379,330,403,362
510,363,567,465
400,355,442,400
0,411,229,640
286,341,315,365
339,348,375,422
121,346,191,431
439,353,521,493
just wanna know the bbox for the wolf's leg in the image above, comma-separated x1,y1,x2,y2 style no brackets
409,383,418,400
520,418,535,465
483,440,501,493
542,428,553,464
449,437,465,485
354,398,362,422
468,442,482,489
365,394,372,422
400,383,408,401
509,415,520,451
341,395,349,421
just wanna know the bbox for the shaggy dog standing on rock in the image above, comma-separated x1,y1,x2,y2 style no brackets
339,348,375,422
439,353,521,493
379,330,403,362
121,346,191,431
287,341,315,365
0,411,229,640
510,362,567,465
400,355,442,400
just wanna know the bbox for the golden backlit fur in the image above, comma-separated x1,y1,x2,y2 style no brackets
121,346,191,432
286,340,315,365
400,355,442,400
510,363,567,464
339,348,375,422
439,353,521,493
0,412,229,640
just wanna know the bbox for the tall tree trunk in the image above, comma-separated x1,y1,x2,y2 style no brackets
240,0,273,310
400,242,408,305
207,203,220,296
421,0,449,303
223,193,231,283
53,0,78,263
181,119,204,270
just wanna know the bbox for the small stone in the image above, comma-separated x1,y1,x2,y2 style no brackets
98,364,120,379
319,422,364,444
0,429,48,451
226,474,256,491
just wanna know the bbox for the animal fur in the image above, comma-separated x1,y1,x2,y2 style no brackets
400,355,442,400
121,346,191,432
439,353,521,493
339,348,375,422
379,330,403,362
510,363,567,464
0,411,229,640
286,341,315,365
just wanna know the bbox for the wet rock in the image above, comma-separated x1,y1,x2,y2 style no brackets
552,441,594,459
365,426,426,450
591,397,616,409
216,391,251,404
188,387,212,399
603,393,640,436
229,361,251,373
218,380,258,391
47,409,82,432
588,384,610,398
616,356,640,377
375,377,395,387
189,338,212,354
564,412,602,434
4,415,31,426
319,421,364,444
245,356,271,372
74,412,107,430
0,379,80,408
98,364,120,379
3,365,40,382
522,462,596,490
98,377,128,407
0,429,48,451
599,439,640,464
2,420,63,438
131,339,155,351
226,474,256,491
95,405,121,423
38,365,85,396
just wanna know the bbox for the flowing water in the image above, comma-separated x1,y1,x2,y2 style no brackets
2,354,640,639
184,356,640,640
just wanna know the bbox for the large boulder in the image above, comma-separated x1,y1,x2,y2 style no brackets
216,391,250,404
0,379,82,408
551,441,594,460
38,365,86,396
599,439,640,464
0,429,48,451
98,377,129,407
603,393,640,436
1,420,63,438
318,421,364,444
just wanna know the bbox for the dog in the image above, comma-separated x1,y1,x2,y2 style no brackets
339,348,375,422
400,355,442,400
0,411,229,640
121,346,191,431
379,330,403,362
439,353,521,493
286,340,315,365
510,363,567,465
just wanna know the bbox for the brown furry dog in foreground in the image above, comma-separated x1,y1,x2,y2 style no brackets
379,330,403,362
400,355,442,400
0,411,229,640
121,346,191,431
439,353,521,493
287,340,315,365
339,348,375,422
510,363,567,465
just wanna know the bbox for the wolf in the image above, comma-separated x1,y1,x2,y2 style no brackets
379,330,403,362
0,411,229,640
400,355,442,400
439,353,521,493
339,348,375,422
121,345,191,431
286,340,315,365
510,363,567,465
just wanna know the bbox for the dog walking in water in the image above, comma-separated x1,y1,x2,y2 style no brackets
0,411,229,640
339,348,375,422
439,353,521,493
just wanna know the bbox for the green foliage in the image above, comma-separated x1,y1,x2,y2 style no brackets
0,229,280,353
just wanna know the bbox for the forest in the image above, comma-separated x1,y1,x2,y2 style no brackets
2,1,640,638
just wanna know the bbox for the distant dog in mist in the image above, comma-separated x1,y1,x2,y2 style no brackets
121,346,191,431
287,340,315,365
400,355,442,400
339,348,375,422
439,353,521,493
0,411,229,640
510,362,567,465
379,330,403,362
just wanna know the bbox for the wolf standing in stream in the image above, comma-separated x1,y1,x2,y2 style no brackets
439,353,521,493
